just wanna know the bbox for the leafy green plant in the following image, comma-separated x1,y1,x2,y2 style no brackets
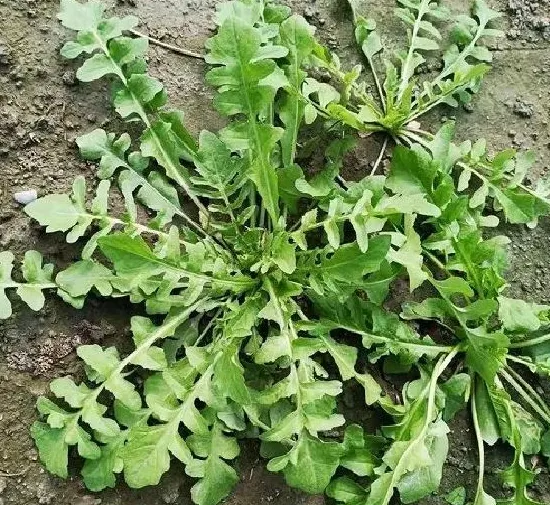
1,0,550,504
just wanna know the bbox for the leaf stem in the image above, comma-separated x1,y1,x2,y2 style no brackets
508,333,550,349
370,137,388,175
340,325,457,355
91,32,210,220
499,367,550,424
471,375,488,505
397,0,431,101
504,364,550,419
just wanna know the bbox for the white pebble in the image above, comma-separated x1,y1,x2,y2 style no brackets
13,189,38,205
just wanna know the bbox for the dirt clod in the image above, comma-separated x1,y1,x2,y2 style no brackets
507,0,550,41
512,98,535,118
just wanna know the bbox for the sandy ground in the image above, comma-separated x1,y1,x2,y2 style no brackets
0,0,549,503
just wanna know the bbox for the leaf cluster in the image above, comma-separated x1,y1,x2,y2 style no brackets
1,1,550,505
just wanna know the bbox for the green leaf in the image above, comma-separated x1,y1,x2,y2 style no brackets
25,194,79,233
279,15,315,167
56,260,113,298
339,424,382,477
386,145,438,196
388,215,428,291
77,54,119,81
188,423,240,505
31,422,69,478
81,434,125,491
270,231,297,274
206,10,289,223
320,236,391,283
280,431,343,494
394,420,450,503
0,251,55,319
141,120,192,189
123,423,191,488
77,129,130,178
369,419,449,505
498,296,547,333
247,124,282,223
327,476,368,504
58,0,105,31
115,73,163,119
445,487,466,505
214,343,252,405
474,0,503,25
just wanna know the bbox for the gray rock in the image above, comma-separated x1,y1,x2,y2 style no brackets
13,189,37,204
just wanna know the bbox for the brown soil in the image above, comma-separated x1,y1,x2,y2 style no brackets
0,0,549,504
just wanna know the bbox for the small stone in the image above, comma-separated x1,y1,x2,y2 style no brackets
513,99,534,118
13,189,37,204
74,496,102,505
62,70,76,86
0,44,11,66
161,485,180,504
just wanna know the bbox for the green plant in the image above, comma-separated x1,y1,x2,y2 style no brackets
1,0,550,504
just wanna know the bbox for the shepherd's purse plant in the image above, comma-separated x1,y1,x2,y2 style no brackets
2,0,550,504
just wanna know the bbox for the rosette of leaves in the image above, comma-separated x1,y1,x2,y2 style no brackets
0,1,549,505
310,0,503,134
273,0,550,225
18,1,460,502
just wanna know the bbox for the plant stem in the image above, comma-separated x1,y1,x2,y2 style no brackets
499,368,550,424
422,248,448,273
370,137,388,175
397,0,431,101
369,57,386,113
130,29,204,60
341,325,458,355
1,281,57,290
508,333,550,349
91,33,210,220
504,364,550,419
195,308,223,347
471,375,488,505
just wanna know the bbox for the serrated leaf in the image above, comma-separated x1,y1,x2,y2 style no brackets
58,0,105,32
31,422,69,478
56,260,113,298
280,431,343,494
123,423,191,488
279,15,315,167
188,423,240,505
320,236,391,283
